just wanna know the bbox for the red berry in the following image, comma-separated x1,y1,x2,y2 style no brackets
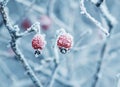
32,34,46,50
21,18,31,29
57,33,73,50
40,15,52,30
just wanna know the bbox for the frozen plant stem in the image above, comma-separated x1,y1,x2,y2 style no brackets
45,60,59,87
91,25,113,87
47,55,59,87
79,0,109,36
46,54,59,87
89,0,117,86
0,1,42,87
90,0,117,28
91,11,114,87
49,63,59,87
46,29,63,87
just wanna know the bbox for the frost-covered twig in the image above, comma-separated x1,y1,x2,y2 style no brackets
99,1,117,31
116,73,120,87
79,0,117,87
45,29,63,87
90,2,115,87
48,63,59,87
90,0,117,30
79,0,109,35
0,1,42,87
19,22,40,36
48,39,60,87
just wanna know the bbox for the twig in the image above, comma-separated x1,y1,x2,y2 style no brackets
99,0,117,30
0,1,42,87
48,63,58,87
116,73,120,87
45,29,61,87
88,0,116,86
79,0,109,36
90,0,117,30
90,6,115,87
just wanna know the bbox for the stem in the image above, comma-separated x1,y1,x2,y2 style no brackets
0,2,42,87
91,43,107,87
49,63,59,87
91,10,114,87
89,0,116,86
90,0,117,26
79,0,109,36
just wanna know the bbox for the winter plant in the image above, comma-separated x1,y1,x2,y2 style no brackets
0,0,120,87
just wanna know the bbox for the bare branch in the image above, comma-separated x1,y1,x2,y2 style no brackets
0,2,43,87
79,0,109,36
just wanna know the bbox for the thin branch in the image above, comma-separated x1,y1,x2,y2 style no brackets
90,2,115,87
90,0,117,29
0,2,42,87
99,0,117,30
48,64,59,87
19,22,40,37
45,29,61,87
86,0,117,86
79,0,109,36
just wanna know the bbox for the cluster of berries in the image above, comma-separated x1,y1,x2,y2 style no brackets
21,15,73,55
32,32,73,55
21,15,52,30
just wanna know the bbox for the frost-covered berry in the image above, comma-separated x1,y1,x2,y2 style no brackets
32,34,46,50
57,33,73,54
40,15,52,30
21,18,31,29
32,34,46,56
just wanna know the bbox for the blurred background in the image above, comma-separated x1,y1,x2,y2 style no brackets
0,0,120,87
